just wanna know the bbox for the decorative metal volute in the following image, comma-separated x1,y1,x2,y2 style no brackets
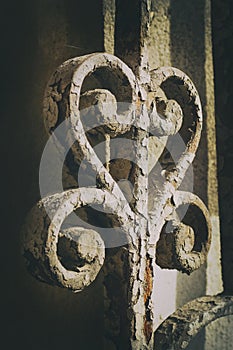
22,50,212,349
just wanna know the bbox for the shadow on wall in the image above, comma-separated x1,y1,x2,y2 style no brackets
169,2,206,349
1,1,104,350
212,0,233,295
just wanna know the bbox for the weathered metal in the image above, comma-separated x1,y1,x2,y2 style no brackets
22,51,211,349
22,1,214,349
154,295,233,350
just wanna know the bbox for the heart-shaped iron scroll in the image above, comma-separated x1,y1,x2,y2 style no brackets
22,53,211,348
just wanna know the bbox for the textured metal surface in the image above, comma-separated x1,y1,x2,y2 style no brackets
22,51,210,349
22,1,212,348
154,295,233,350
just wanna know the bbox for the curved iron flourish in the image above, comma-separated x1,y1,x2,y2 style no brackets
22,52,212,349
154,295,233,350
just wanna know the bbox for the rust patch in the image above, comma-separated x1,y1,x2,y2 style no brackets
144,256,153,304
143,255,153,344
144,318,153,344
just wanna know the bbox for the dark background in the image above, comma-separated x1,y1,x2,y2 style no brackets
212,0,233,295
1,1,104,349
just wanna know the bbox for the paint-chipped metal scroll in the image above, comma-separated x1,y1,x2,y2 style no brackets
23,188,134,291
154,295,233,350
22,52,211,348
23,53,138,292
149,66,211,274
156,191,211,274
